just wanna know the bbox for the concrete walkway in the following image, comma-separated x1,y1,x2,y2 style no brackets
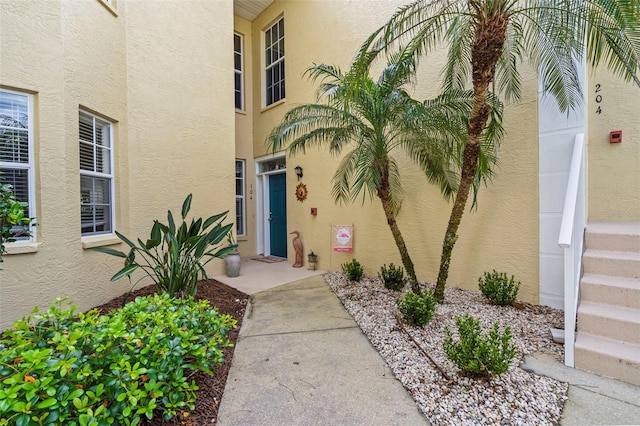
217,261,640,425
523,352,640,425
217,275,428,425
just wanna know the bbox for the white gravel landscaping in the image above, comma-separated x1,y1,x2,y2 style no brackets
324,272,569,426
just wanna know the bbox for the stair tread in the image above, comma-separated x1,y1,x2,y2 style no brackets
578,301,640,323
587,221,640,236
583,249,640,261
575,333,640,360
582,273,640,288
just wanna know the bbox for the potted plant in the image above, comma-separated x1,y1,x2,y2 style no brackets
307,250,318,270
225,233,241,277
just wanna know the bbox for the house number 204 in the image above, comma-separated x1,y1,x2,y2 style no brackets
595,83,602,114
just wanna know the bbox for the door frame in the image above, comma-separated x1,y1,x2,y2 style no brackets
255,152,287,256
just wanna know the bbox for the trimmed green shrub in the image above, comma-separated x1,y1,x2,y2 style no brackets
342,259,364,281
478,270,520,305
397,290,436,326
379,263,406,291
443,314,517,377
94,194,234,298
0,295,236,425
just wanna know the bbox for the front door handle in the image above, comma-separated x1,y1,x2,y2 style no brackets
268,212,272,222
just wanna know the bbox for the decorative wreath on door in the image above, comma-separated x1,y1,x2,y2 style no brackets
295,183,308,202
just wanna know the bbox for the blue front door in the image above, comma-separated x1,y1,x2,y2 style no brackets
269,173,287,258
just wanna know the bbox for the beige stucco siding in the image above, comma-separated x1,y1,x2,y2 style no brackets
587,68,640,221
1,0,132,328
1,0,235,329
124,0,235,235
251,1,541,302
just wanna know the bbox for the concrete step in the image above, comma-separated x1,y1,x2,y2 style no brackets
580,274,640,310
585,221,640,253
583,249,640,279
577,301,640,344
574,333,640,386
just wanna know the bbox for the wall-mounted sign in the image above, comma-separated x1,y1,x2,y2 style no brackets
333,225,353,252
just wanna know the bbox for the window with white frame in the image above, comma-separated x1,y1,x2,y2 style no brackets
79,111,114,236
265,17,285,106
0,89,35,240
235,160,245,236
234,33,244,110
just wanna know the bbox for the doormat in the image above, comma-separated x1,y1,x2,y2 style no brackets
252,256,286,263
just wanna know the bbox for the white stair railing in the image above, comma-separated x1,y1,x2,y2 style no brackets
558,133,586,368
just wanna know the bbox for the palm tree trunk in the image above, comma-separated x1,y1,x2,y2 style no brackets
377,160,419,292
433,8,508,302
379,196,419,292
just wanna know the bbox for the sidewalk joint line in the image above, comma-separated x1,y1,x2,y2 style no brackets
242,325,359,338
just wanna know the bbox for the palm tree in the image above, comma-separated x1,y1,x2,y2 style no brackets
357,0,640,301
267,49,503,292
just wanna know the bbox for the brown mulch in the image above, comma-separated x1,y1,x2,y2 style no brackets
92,280,249,425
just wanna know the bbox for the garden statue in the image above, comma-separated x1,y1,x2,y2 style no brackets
290,230,303,267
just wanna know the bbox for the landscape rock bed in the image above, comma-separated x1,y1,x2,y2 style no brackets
324,272,568,426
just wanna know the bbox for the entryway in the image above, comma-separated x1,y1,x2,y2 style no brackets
268,173,287,257
255,153,288,259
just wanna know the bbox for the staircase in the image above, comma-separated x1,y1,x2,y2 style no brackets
574,221,640,386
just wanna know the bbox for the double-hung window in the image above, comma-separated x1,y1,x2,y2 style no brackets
234,33,244,110
79,111,114,236
265,17,285,106
0,89,35,240
235,160,245,236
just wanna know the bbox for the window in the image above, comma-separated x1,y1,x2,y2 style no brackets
79,111,114,236
235,160,245,236
264,17,285,106
234,33,244,110
0,89,35,240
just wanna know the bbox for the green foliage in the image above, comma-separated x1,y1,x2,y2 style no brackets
0,182,34,262
397,290,436,326
0,295,236,425
341,259,364,281
94,194,234,298
379,263,406,291
266,47,501,289
443,314,517,377
478,270,520,305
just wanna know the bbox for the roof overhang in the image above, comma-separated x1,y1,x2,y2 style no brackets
234,0,275,21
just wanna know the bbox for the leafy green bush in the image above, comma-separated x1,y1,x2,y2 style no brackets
94,194,234,298
0,182,34,262
478,270,520,305
0,295,236,425
342,259,364,281
443,314,516,377
397,290,436,326
379,263,406,291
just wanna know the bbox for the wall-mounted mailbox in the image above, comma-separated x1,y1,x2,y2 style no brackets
311,207,317,216
610,130,622,144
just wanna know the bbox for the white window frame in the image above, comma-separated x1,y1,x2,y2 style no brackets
234,33,244,111
79,110,115,237
264,17,285,106
0,88,36,242
236,159,246,237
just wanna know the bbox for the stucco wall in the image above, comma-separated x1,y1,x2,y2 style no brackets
587,68,640,221
250,1,541,303
124,0,235,242
1,0,235,329
1,0,132,329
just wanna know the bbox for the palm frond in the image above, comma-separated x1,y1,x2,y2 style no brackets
442,14,474,92
581,0,640,87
